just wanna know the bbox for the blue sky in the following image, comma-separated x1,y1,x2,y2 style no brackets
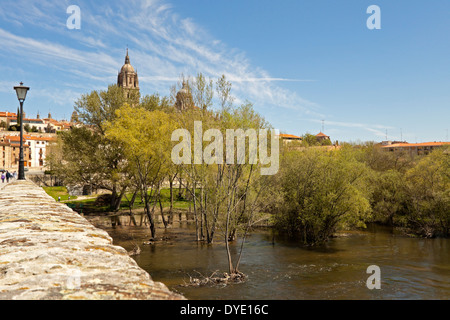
0,0,449,143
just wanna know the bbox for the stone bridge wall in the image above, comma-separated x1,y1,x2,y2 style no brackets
0,180,184,300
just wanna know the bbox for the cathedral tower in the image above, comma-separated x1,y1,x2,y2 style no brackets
117,49,139,97
175,80,193,111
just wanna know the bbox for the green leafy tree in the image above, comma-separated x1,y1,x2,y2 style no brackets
48,84,137,211
105,104,177,239
273,148,372,245
302,133,320,147
173,74,272,279
400,149,450,237
370,169,407,225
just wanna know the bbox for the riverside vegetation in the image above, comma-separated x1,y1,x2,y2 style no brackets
46,74,450,283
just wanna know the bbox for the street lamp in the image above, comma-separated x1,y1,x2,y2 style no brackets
13,82,30,180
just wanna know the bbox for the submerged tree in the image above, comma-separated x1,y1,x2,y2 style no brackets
400,148,450,237
272,148,372,245
105,104,177,239
172,74,273,278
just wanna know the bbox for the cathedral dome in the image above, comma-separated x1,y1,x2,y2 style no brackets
120,49,135,73
175,81,193,111
177,81,189,95
121,63,135,73
117,48,140,93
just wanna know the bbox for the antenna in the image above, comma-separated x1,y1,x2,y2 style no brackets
400,128,402,142
321,120,324,133
385,129,388,141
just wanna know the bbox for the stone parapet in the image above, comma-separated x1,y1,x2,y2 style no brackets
0,180,185,300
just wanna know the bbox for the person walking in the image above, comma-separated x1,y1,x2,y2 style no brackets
5,171,10,183
1,172,5,183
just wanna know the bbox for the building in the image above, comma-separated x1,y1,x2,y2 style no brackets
7,117,47,132
0,136,30,170
0,133,57,170
24,134,57,168
278,133,302,143
0,111,17,129
175,81,193,111
316,132,331,143
117,49,139,97
381,141,450,156
0,139,12,170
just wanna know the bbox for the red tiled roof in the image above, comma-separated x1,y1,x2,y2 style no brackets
0,112,17,117
279,133,302,139
316,132,329,137
381,142,450,148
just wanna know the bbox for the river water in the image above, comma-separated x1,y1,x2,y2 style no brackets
91,216,450,300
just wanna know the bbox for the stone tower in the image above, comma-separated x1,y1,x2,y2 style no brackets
175,81,193,111
117,49,139,97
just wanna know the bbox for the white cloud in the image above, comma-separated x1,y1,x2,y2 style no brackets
0,0,320,119
309,119,394,138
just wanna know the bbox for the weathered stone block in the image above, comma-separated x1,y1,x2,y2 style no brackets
0,180,185,300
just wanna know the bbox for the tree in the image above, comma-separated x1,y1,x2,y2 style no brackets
173,74,272,279
273,148,372,245
399,148,450,237
301,133,320,147
105,104,177,239
16,107,20,127
369,169,407,225
47,84,137,211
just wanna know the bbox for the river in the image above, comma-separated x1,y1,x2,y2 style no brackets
90,216,450,300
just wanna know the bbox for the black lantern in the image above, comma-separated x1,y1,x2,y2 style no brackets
13,82,30,180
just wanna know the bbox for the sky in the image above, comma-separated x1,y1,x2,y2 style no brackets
0,0,449,143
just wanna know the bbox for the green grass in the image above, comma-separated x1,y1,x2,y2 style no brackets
42,186,78,202
120,188,192,210
42,187,192,214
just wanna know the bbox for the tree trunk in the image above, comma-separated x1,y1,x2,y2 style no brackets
144,192,156,239
159,191,168,228
169,178,174,224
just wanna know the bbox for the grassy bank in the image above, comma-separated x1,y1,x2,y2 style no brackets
42,186,192,214
42,186,78,202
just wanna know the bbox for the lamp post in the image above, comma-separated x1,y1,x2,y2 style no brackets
13,82,30,180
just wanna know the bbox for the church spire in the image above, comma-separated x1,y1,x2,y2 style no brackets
125,47,130,64
117,48,140,98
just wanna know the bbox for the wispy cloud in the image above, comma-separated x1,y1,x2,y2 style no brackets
0,0,320,117
309,119,394,138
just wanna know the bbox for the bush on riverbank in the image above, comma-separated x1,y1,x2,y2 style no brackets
270,145,449,244
270,147,372,246
398,149,449,237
